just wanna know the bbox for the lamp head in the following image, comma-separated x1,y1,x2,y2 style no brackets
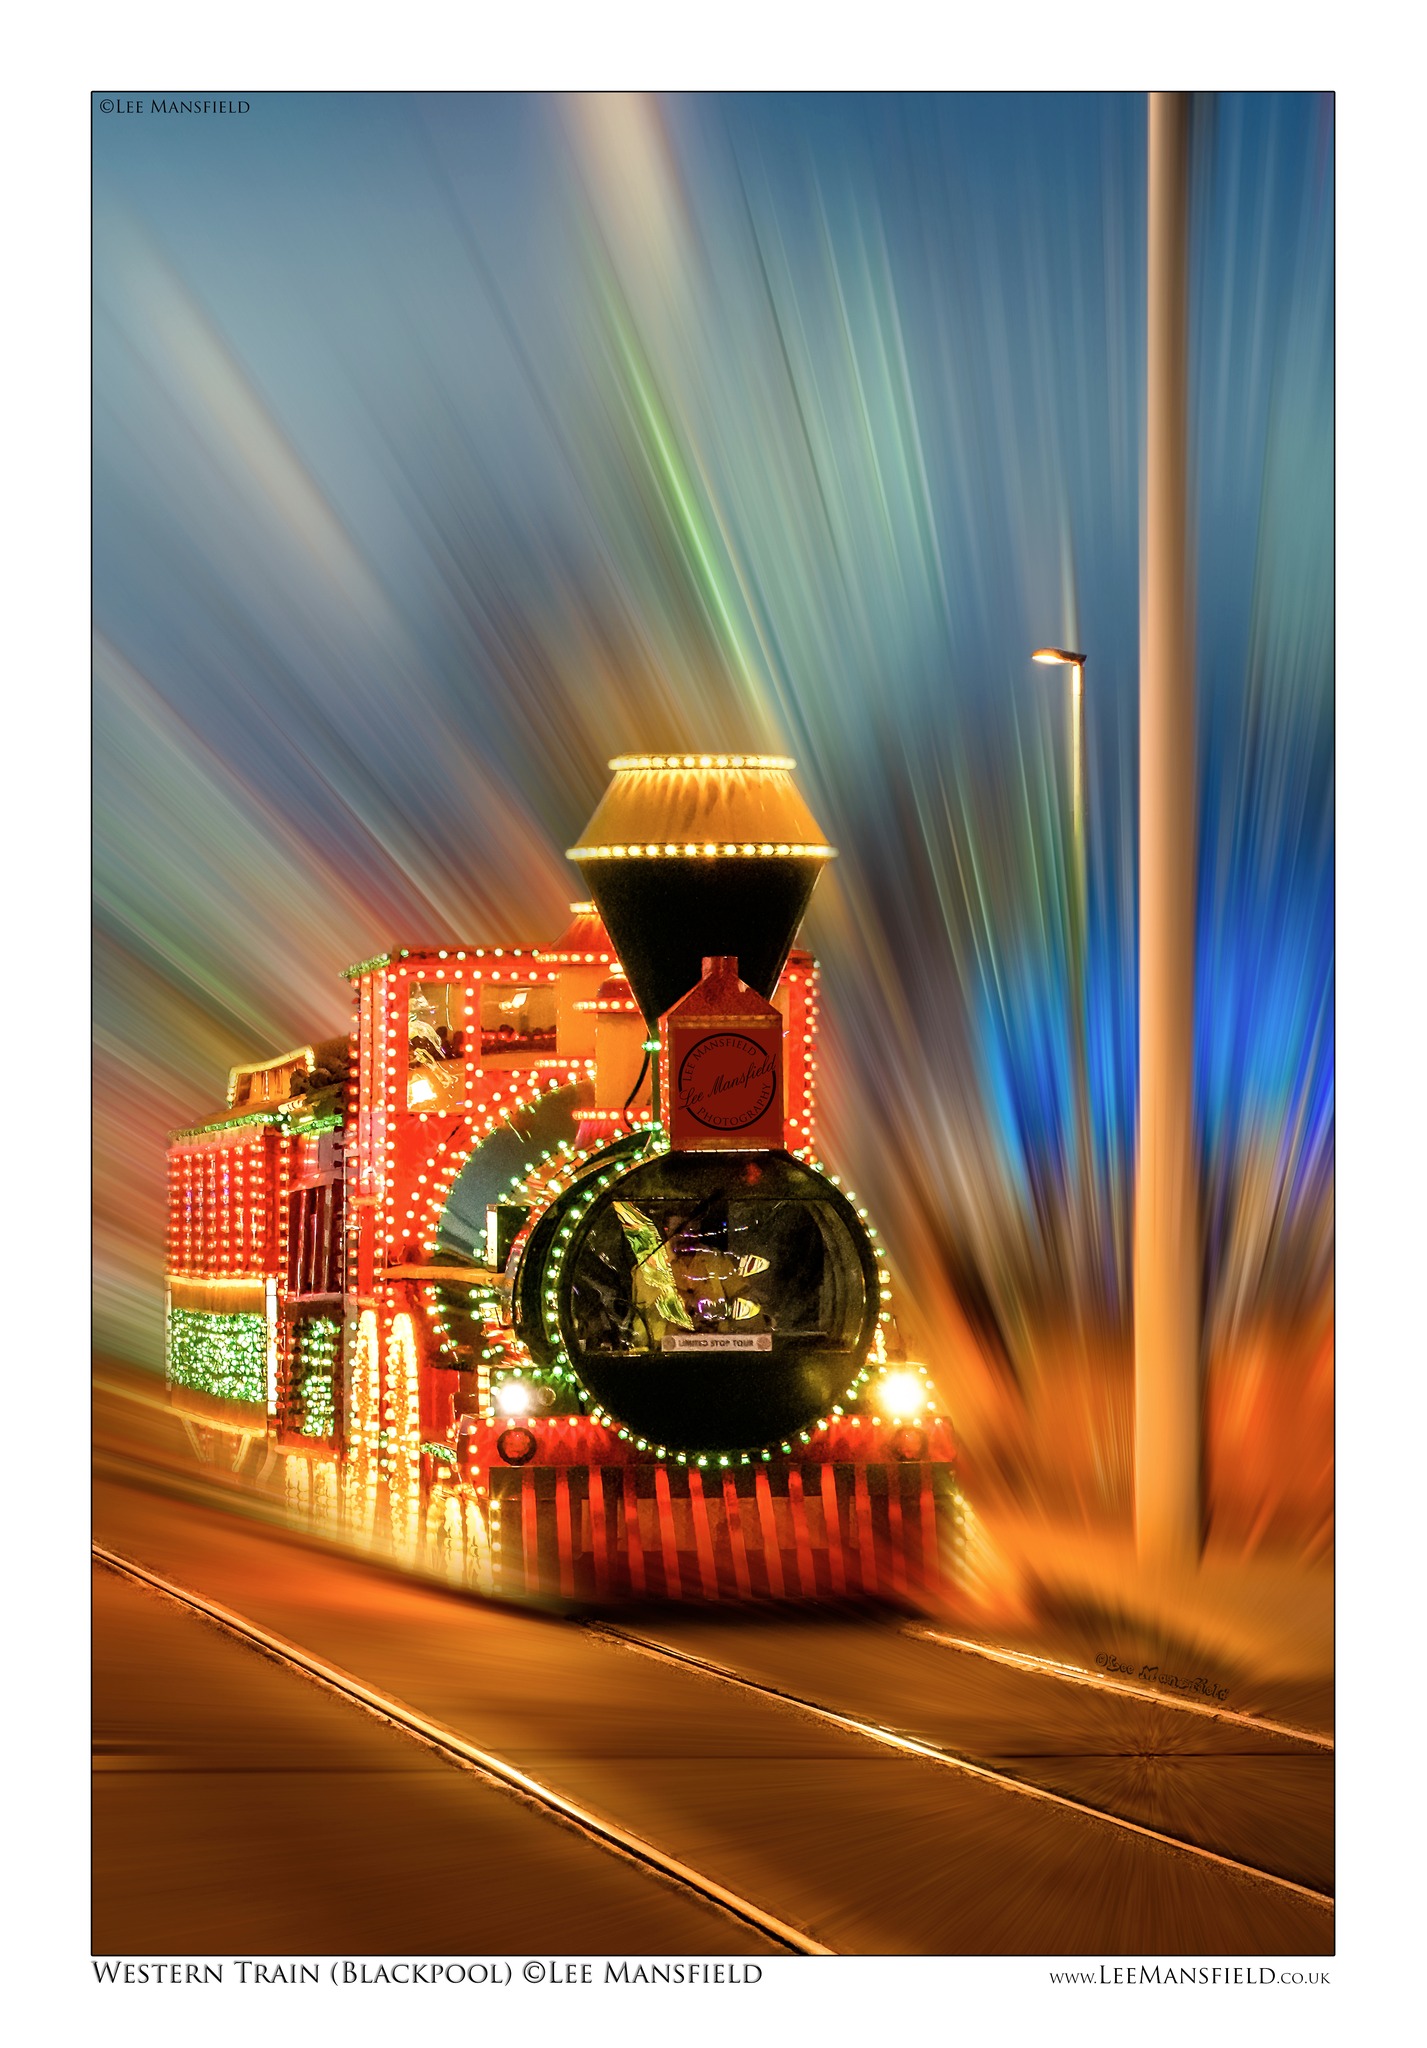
1032,646,1086,667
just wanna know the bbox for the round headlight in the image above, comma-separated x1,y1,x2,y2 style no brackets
873,1371,926,1419
542,1149,879,1452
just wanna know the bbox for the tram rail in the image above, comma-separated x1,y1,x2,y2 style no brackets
903,1624,1334,1750
587,1623,1334,1912
91,1526,1334,1927
92,1544,831,1957
94,1377,1333,1934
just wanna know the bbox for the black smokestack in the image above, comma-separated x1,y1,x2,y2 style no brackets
568,754,835,1026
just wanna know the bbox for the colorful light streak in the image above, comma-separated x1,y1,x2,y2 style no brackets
96,94,1331,1479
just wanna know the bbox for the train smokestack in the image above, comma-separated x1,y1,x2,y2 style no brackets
567,754,835,1027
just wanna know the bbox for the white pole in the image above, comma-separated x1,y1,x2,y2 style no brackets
1135,91,1201,1565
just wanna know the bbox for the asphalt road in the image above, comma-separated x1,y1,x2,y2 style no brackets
92,1375,1333,1957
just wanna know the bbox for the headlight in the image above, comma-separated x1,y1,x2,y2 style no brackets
873,1370,927,1418
495,1379,534,1417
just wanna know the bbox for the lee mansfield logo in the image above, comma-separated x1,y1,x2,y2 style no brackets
97,98,251,114
1097,1651,1230,1702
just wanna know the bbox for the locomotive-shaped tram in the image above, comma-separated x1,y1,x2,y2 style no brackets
165,756,963,1604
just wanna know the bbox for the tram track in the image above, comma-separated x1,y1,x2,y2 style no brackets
902,1624,1334,1750
92,1543,832,1958
93,1380,1333,1757
587,1622,1334,1913
93,1381,1333,1943
93,1466,1335,1952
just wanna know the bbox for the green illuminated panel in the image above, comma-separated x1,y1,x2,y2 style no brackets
294,1317,340,1437
166,1308,266,1405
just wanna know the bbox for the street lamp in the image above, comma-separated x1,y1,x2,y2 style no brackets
1031,647,1085,860
1032,646,1092,1316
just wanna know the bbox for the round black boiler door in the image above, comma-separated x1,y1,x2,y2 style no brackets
552,1151,880,1452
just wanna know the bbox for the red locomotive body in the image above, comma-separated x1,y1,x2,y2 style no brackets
165,757,963,1603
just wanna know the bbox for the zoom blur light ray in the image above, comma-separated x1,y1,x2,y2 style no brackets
94,93,1332,1557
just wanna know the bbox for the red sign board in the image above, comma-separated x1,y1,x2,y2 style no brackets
661,957,785,1151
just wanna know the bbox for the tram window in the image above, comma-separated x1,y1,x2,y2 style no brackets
409,982,466,1063
232,1056,306,1107
568,1194,867,1356
479,983,557,1057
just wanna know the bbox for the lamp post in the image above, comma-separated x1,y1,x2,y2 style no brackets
1032,647,1093,1305
1135,91,1200,1567
1032,647,1086,876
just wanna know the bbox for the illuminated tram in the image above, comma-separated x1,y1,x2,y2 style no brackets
164,755,964,1603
